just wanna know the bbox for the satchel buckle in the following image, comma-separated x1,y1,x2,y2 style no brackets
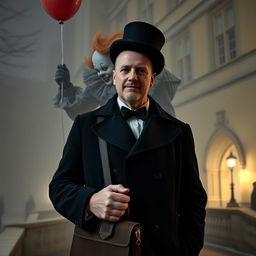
135,227,142,246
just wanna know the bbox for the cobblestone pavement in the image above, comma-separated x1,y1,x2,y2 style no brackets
200,247,255,256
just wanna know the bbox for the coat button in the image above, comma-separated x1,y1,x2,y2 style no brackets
153,171,163,180
153,224,160,231
113,168,118,175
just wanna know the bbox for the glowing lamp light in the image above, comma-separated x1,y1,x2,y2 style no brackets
226,151,239,207
226,152,237,168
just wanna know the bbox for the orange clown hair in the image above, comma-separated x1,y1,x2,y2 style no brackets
85,31,123,68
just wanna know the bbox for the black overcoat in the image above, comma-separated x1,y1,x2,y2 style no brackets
49,94,207,256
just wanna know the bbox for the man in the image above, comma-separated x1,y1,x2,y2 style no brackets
251,182,256,211
49,21,207,255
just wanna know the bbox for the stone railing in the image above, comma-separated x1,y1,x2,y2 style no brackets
0,227,24,256
205,207,256,255
0,211,74,256
2,208,256,256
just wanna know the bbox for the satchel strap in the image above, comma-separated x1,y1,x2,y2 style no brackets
97,117,115,240
98,136,112,186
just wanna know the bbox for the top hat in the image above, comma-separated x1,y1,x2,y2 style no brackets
109,21,165,75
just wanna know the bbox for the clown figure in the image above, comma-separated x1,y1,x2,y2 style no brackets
53,31,180,120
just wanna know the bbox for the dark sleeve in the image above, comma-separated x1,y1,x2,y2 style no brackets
178,124,207,256
49,116,97,228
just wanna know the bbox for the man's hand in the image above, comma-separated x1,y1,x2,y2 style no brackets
88,184,130,222
55,64,71,88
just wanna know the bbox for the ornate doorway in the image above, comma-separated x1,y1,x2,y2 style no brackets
205,111,245,207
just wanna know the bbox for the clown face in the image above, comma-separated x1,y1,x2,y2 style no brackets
92,51,114,86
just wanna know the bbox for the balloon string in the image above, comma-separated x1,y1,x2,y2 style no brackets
60,22,64,104
60,21,65,145
61,22,64,65
61,109,65,145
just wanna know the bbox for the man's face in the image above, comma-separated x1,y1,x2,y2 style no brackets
113,50,156,109
92,51,114,86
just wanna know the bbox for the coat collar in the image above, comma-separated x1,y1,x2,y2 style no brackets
91,94,181,155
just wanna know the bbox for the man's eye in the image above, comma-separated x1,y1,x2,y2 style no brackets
138,69,146,73
121,68,129,72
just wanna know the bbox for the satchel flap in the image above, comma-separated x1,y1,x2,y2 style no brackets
99,221,115,240
74,221,141,247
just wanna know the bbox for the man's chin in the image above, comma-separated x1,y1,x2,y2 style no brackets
123,94,140,103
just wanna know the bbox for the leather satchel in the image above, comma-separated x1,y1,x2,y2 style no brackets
70,221,142,256
70,117,142,255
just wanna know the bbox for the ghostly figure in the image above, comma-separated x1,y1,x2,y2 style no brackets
251,182,256,211
53,32,180,120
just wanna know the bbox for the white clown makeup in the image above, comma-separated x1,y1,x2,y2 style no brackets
92,51,114,86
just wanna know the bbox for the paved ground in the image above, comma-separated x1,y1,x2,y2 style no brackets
200,246,255,256
200,248,239,256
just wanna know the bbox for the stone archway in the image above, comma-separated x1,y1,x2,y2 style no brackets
204,126,245,207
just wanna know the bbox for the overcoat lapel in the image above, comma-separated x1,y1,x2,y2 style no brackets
91,95,136,153
128,100,181,156
128,115,181,157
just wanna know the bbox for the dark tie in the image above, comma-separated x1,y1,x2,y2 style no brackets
121,106,147,121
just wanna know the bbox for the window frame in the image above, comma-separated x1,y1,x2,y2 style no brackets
211,1,237,67
172,29,192,86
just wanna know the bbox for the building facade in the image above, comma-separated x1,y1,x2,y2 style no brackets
90,0,256,208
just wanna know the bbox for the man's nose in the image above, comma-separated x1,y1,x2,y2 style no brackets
128,69,137,81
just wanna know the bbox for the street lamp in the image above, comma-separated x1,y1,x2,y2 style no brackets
226,151,239,207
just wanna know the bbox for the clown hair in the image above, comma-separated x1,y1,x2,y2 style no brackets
85,31,123,68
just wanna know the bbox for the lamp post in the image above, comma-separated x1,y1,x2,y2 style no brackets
226,152,239,207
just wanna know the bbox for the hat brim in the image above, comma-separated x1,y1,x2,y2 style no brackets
110,39,164,75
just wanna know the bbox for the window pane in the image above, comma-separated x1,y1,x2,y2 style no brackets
217,35,225,65
227,28,237,59
225,7,235,28
174,30,191,84
215,14,223,35
212,4,237,66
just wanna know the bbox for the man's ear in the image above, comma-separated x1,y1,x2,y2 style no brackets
112,70,116,85
150,73,156,88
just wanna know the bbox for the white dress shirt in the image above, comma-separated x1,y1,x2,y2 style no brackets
117,97,149,139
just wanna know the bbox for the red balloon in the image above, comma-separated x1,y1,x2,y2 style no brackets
41,0,82,22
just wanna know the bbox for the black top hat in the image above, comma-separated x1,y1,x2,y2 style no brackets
109,21,165,75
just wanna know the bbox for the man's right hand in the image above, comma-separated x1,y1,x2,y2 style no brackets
88,184,130,222
55,64,71,88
